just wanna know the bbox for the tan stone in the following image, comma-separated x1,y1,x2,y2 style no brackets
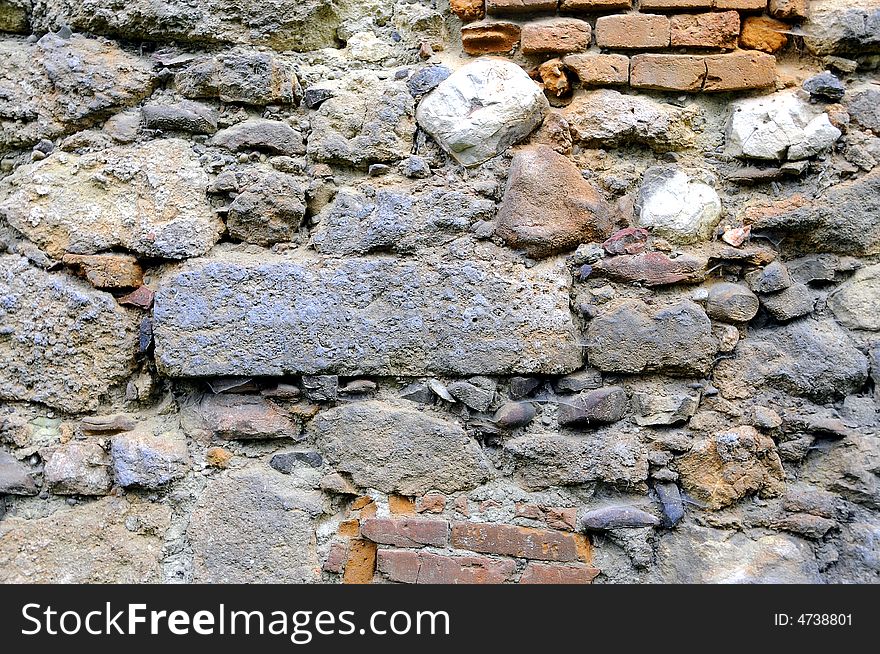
450,0,486,21
740,16,789,54
704,51,777,91
630,54,706,92
461,20,522,54
539,58,572,97
564,53,629,86
670,11,740,50
62,253,144,290
521,18,592,54
595,14,671,49
714,0,767,10
769,0,808,20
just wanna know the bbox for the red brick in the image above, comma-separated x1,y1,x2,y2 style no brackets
521,18,592,55
378,550,517,584
670,11,740,49
416,492,446,514
519,562,600,584
703,51,776,91
560,0,633,9
630,54,707,92
461,21,522,55
515,502,543,520
563,53,629,86
360,517,449,547
451,0,487,21
487,0,557,14
639,0,712,9
451,522,581,561
715,0,767,10
323,541,349,573
595,14,670,50
342,539,377,584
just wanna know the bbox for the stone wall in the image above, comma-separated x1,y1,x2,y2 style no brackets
0,0,878,584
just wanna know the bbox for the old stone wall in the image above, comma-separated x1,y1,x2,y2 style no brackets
0,0,878,584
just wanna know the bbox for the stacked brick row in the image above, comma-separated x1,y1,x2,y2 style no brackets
323,493,599,584
453,0,810,93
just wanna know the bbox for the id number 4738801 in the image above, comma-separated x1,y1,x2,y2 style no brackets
774,614,853,626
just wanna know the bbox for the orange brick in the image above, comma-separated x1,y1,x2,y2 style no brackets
670,11,740,49
740,16,789,54
564,53,630,85
351,495,372,510
487,0,557,14
451,522,581,561
378,550,517,584
461,21,522,55
574,533,593,564
388,494,415,514
714,0,767,10
561,0,633,9
640,0,712,9
521,18,592,55
450,0,486,21
520,562,600,584
342,539,377,584
595,14,670,50
338,519,360,537
630,54,707,92
703,51,776,91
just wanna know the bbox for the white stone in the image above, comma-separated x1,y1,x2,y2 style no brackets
727,91,841,161
637,168,722,244
415,58,548,167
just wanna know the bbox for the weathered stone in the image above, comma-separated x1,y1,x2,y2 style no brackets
461,20,521,55
189,467,322,583
0,34,154,151
153,253,582,377
312,402,490,495
309,72,414,167
556,369,603,393
111,426,189,489
416,58,548,167
654,483,685,527
678,426,785,510
594,252,707,287
760,283,815,321
705,283,760,322
714,319,868,402
803,71,846,102
448,381,494,412
199,394,302,440
0,451,37,495
637,167,722,243
496,146,615,258
578,506,659,530
0,496,170,582
407,66,451,97
769,0,809,20
631,393,699,426
0,139,220,260
451,0,486,21
740,16,789,53
557,387,628,427
538,58,571,98
270,451,323,474
302,375,338,402
586,300,718,375
510,377,542,399
602,227,649,256
493,401,537,429
803,0,880,56
227,169,306,246
80,414,137,434
211,119,305,157
504,430,649,490
174,50,300,105
62,254,144,290
847,87,880,132
828,263,880,330
0,0,28,32
311,187,493,255
0,256,137,412
745,261,792,293
563,89,695,152
142,101,218,134
44,441,113,496
800,434,880,509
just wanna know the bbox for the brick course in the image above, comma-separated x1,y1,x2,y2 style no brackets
461,21,522,55
670,11,740,49
520,562,601,584
521,17,592,54
595,14,671,49
360,517,449,547
487,0,558,14
378,550,518,584
451,522,582,561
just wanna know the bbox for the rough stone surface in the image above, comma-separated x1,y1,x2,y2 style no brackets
803,0,880,56
0,139,221,260
312,402,490,495
705,283,760,322
174,50,300,105
153,253,582,377
0,451,38,495
416,58,548,166
44,440,113,495
828,263,880,330
637,167,722,243
111,426,189,489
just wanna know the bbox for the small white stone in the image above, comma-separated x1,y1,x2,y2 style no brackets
638,168,722,244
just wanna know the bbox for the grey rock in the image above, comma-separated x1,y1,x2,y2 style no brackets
745,261,792,293
44,441,112,496
174,50,300,105
578,506,659,531
303,87,333,109
637,166,722,244
80,415,137,434
448,381,493,412
189,467,323,584
705,283,760,323
715,318,868,403
0,139,221,260
199,394,302,440
803,3,880,56
308,72,415,168
503,430,649,490
557,387,627,427
302,375,338,402
399,382,433,404
416,58,548,167
828,263,880,330
586,300,719,376
654,483,685,528
510,377,542,399
311,187,493,255
563,89,696,152
312,401,490,495
0,34,154,151
226,169,306,246
556,369,602,393
401,155,431,179
760,283,815,321
0,451,37,495
0,256,137,412
847,87,880,132
788,254,841,284
800,435,880,509
631,393,699,426
493,402,537,429
211,119,305,156
142,101,218,134
154,253,583,378
407,65,451,96
339,380,377,395
111,427,189,489
803,71,846,102
270,451,323,473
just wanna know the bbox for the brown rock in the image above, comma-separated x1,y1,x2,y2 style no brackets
563,54,630,86
496,145,615,258
62,253,144,290
416,492,447,514
769,0,808,20
630,54,706,92
595,14,671,49
206,447,232,468
531,111,573,154
451,0,487,21
670,11,740,50
538,58,571,97
602,227,649,255
461,21,522,55
117,285,155,309
678,426,785,510
740,16,790,54
594,251,707,286
521,18,592,55
704,51,777,91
